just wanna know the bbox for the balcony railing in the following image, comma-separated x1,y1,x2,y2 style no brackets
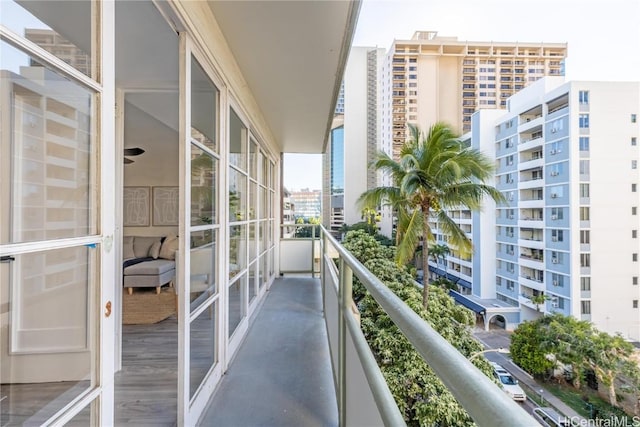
280,225,535,426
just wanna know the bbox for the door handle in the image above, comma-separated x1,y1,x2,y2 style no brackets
0,256,15,263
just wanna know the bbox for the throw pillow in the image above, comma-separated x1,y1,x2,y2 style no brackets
123,236,135,260
159,235,179,260
149,241,162,259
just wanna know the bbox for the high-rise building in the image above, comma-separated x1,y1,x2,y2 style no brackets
439,77,640,339
381,31,567,160
290,189,322,219
323,46,385,235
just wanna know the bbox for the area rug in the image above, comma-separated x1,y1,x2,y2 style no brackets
122,287,176,324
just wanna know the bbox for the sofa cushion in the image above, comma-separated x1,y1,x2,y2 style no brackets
123,236,135,260
149,241,161,259
124,259,175,276
134,236,162,258
159,235,179,260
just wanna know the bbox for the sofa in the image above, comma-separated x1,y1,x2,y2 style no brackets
123,235,178,294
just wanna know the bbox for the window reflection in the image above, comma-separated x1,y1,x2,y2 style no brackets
191,56,218,152
1,0,93,78
0,40,96,244
191,145,216,226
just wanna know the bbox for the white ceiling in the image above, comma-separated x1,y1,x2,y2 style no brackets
208,0,360,154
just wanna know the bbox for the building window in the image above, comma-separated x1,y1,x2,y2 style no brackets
633,184,638,193
580,160,590,175
506,280,514,291
633,137,637,146
579,114,590,128
552,273,563,287
579,90,589,104
580,207,590,220
634,276,638,285
551,207,563,220
506,155,514,166
551,229,564,242
579,137,590,151
581,277,591,291
635,300,639,309
634,160,638,169
634,253,638,262
634,230,638,238
633,114,637,123
633,207,638,215
581,300,591,315
580,230,590,244
580,184,590,198
580,253,590,267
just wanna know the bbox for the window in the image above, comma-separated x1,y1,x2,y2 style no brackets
579,230,590,244
551,207,563,220
579,114,590,128
634,300,638,309
580,207,590,220
633,137,637,146
579,90,589,104
581,277,591,291
580,253,591,267
633,184,638,193
634,253,638,262
506,155,514,166
557,298,565,309
634,160,638,170
579,137,590,151
581,300,591,315
634,277,638,285
580,160,590,175
551,229,564,242
550,141,562,154
552,273,563,287
550,119,563,133
633,207,638,215
632,114,637,123
506,280,515,291
634,230,638,238
580,184,590,197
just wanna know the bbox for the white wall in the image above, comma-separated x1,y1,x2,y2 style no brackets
343,47,369,226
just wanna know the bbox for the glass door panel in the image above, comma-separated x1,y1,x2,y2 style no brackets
0,231,98,424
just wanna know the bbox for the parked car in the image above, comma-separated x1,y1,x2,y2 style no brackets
490,362,526,402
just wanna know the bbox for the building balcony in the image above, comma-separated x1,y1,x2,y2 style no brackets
200,226,535,426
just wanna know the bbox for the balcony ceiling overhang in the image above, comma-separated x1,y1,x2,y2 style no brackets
208,0,360,154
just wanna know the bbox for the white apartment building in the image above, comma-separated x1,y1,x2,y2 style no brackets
442,77,640,339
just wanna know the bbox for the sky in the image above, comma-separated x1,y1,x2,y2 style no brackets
283,0,640,191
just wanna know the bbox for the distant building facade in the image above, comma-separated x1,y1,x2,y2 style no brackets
290,189,321,219
437,77,640,338
381,31,568,160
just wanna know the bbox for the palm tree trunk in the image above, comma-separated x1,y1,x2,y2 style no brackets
422,207,430,309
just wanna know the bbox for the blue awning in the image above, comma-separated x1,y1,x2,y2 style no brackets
445,273,460,282
428,265,437,273
449,290,486,314
434,268,446,277
457,279,472,289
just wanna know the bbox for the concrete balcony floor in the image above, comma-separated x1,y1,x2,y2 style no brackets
198,276,337,426
114,277,336,426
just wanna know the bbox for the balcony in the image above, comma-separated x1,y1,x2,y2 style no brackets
201,226,534,426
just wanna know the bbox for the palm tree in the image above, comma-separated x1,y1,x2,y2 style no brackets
358,122,503,309
530,293,549,313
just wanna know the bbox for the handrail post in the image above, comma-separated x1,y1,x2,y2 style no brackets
311,225,316,278
338,257,352,427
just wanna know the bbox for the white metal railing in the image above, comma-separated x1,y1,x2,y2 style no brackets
280,225,537,426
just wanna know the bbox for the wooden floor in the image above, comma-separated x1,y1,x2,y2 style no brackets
115,316,179,427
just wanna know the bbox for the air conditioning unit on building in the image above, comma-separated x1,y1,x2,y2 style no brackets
551,128,557,133
508,214,514,219
551,214,558,220
551,193,558,198
551,236,558,242
553,280,559,286
550,171,559,176
551,296,559,308
550,149,557,154
552,258,559,264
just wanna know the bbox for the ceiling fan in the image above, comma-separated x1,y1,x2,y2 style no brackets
124,147,145,164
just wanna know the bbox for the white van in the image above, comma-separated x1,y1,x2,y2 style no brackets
490,362,526,402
